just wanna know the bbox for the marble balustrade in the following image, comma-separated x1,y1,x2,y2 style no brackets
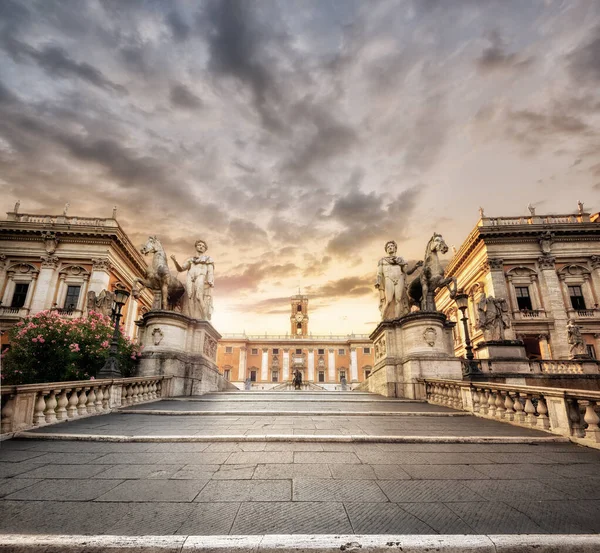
0,376,172,434
422,378,600,447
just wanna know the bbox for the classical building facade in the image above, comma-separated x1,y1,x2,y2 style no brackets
217,294,374,390
436,208,600,360
0,208,153,347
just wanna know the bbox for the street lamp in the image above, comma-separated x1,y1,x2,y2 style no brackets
455,292,481,378
97,287,130,379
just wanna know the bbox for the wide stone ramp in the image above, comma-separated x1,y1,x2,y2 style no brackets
1,390,600,550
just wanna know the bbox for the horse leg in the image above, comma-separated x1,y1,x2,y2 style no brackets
161,281,169,310
421,279,429,311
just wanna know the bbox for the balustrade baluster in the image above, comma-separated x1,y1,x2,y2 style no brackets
149,382,157,400
1,394,15,433
102,386,110,410
132,383,140,403
480,390,489,415
582,400,600,443
471,389,480,413
567,399,585,438
524,394,536,426
487,390,496,417
536,396,550,430
125,384,134,405
67,388,79,418
56,389,69,421
77,388,89,415
33,392,46,425
513,394,525,424
504,393,515,422
495,392,506,419
44,390,58,424
94,387,103,412
156,380,163,398
86,388,97,414
142,382,149,402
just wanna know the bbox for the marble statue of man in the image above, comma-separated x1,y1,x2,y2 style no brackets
476,293,510,341
375,240,422,320
171,239,214,320
567,319,586,357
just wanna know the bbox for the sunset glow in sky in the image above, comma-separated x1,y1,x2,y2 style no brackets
1,1,598,334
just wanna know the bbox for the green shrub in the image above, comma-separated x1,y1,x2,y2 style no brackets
1,310,140,385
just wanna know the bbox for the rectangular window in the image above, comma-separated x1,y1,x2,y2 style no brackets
515,286,533,311
251,348,258,355
318,348,325,355
271,371,279,382
363,347,371,354
297,304,302,312
11,283,29,308
338,348,345,355
339,370,346,381
318,371,325,382
295,348,302,354
568,285,586,310
223,369,230,380
250,370,257,382
587,344,596,359
225,346,233,354
64,285,81,310
365,370,371,379
272,348,279,354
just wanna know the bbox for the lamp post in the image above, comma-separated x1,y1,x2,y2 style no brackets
97,287,130,379
455,292,481,378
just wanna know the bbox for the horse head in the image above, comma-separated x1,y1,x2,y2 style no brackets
140,235,161,256
428,232,449,255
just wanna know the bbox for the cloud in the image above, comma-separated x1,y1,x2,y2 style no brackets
567,26,600,85
217,261,300,294
166,9,191,42
170,84,203,110
476,31,533,73
307,275,375,299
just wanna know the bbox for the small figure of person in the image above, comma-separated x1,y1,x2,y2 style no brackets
171,239,214,320
567,319,586,357
375,240,422,320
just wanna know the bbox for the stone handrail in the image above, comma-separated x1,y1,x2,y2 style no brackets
480,214,589,226
6,212,118,227
222,333,370,341
421,378,600,448
0,376,173,435
473,358,600,375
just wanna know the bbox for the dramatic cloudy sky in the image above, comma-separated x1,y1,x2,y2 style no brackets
1,0,599,334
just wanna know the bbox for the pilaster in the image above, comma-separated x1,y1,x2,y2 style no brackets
350,347,358,382
238,347,247,381
29,256,59,313
538,256,570,358
307,349,315,382
89,258,111,295
327,348,335,381
283,349,290,381
260,348,269,381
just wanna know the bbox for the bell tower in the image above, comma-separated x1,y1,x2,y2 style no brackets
290,293,309,336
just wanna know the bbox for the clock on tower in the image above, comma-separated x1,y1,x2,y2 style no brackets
290,293,309,336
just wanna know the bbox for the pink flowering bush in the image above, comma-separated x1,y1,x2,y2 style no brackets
2,310,141,385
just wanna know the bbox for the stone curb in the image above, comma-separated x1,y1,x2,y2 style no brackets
1,534,600,552
117,410,472,417
170,398,424,403
15,432,570,443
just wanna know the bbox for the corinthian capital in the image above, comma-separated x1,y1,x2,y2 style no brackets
91,258,111,272
538,255,556,270
484,258,504,271
40,255,59,269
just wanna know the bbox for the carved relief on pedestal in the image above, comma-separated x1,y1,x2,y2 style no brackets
423,327,437,347
538,255,556,270
374,335,387,360
41,231,59,254
40,255,60,269
91,258,111,272
203,335,217,359
151,328,164,345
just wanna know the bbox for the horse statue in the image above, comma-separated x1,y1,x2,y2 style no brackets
292,369,303,390
408,232,457,311
133,236,185,310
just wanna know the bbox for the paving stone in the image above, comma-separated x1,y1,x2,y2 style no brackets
378,480,482,503
463,479,569,501
294,452,361,464
445,501,544,533
506,500,600,533
225,451,292,465
195,480,291,502
424,452,493,465
264,443,323,451
345,502,435,534
399,502,476,534
329,464,378,480
402,464,490,480
96,479,208,502
176,502,241,535
15,464,110,480
106,502,198,535
355,451,430,465
16,452,105,465
546,463,600,479
212,464,256,480
472,463,562,480
170,465,220,480
94,452,229,465
0,461,48,478
0,478,41,498
253,464,332,480
372,465,412,480
539,477,600,499
93,464,183,479
231,502,352,534
476,452,557,464
0,450,48,462
205,443,266,452
4,478,122,501
293,478,388,502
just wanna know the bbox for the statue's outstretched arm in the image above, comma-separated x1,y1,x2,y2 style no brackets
406,260,423,275
170,255,186,272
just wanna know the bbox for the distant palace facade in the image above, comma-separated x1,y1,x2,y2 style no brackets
0,208,153,348
436,207,600,361
216,294,374,390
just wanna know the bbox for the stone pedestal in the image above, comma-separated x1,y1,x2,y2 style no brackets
474,340,527,360
364,312,463,399
136,310,234,396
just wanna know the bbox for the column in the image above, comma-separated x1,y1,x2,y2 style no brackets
1,268,15,305
238,347,247,381
283,349,290,381
594,334,600,360
350,347,358,382
89,258,111,294
328,348,335,381
591,256,600,307
126,296,138,338
0,255,7,299
506,275,519,313
538,256,570,358
530,274,545,312
539,334,551,359
583,274,597,310
29,256,59,313
485,258,515,338
23,273,37,312
307,349,315,382
261,348,268,381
